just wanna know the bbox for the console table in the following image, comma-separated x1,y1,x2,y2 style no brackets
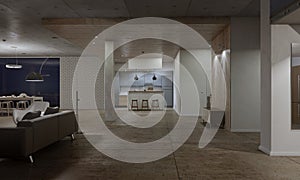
202,107,225,128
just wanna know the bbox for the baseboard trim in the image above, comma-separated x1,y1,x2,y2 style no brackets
231,129,260,132
258,145,271,155
269,151,300,156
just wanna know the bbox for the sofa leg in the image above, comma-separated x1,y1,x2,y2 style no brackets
29,155,34,163
70,134,75,141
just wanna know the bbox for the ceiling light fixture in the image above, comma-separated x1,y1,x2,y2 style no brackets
6,46,22,69
152,74,157,80
25,58,49,82
134,74,139,80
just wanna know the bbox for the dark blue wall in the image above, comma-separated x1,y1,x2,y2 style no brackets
271,0,296,15
0,58,60,106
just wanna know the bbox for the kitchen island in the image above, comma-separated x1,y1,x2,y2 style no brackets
128,90,165,110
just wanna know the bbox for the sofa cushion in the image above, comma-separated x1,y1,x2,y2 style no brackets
22,111,41,120
44,107,59,115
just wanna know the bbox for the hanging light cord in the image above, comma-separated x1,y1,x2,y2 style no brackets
14,47,18,65
39,58,49,74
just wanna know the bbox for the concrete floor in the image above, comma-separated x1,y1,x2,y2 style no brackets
1,110,300,179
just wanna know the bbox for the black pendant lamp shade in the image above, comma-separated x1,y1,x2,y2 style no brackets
134,74,139,80
25,58,49,82
152,74,157,80
25,72,44,82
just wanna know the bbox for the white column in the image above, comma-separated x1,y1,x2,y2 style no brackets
104,41,117,121
259,0,272,154
230,17,261,132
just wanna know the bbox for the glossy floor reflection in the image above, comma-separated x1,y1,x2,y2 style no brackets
0,110,300,179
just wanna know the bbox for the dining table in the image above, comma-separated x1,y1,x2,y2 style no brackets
0,96,43,104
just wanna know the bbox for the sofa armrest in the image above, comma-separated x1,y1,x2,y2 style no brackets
0,128,33,157
57,111,78,139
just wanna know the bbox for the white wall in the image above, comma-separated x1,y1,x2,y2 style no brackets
230,17,261,132
60,57,79,110
189,49,212,83
173,51,181,114
211,53,227,111
60,56,105,110
128,57,162,69
271,25,300,155
211,50,231,130
292,57,300,66
179,49,211,116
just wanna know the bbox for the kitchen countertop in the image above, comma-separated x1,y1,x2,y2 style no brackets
128,90,163,93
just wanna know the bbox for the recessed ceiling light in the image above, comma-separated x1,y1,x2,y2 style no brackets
52,36,58,39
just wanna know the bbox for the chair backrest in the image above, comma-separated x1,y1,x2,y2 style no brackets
12,101,50,125
30,101,50,112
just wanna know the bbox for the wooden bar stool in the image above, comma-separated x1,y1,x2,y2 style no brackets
151,99,160,110
16,101,29,109
131,100,138,110
142,100,149,110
